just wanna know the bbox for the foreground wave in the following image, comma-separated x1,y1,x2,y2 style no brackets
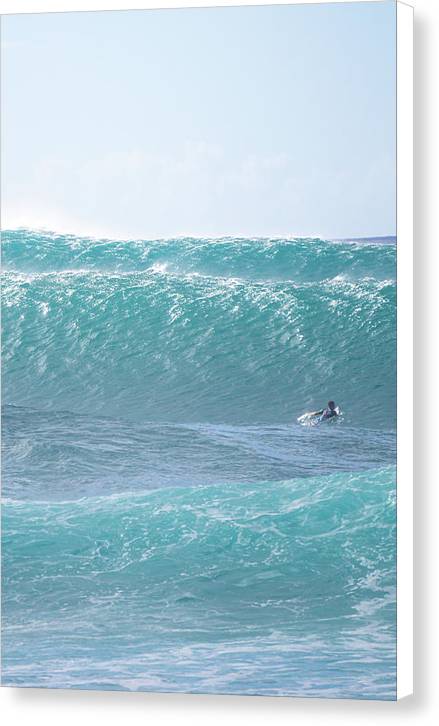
2,468,396,698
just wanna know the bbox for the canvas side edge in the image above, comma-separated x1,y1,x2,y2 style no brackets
396,0,414,702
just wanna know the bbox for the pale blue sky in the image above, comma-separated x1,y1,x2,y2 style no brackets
1,2,396,238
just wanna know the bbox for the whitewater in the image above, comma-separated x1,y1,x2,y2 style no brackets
1,230,397,698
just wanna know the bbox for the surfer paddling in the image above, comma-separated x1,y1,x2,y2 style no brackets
313,400,339,421
297,400,341,424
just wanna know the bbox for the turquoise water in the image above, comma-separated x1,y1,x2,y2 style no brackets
1,230,396,698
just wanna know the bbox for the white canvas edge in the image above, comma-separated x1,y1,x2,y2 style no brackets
396,0,413,701
0,0,400,16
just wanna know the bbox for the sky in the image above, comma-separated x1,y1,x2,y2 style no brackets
1,2,396,239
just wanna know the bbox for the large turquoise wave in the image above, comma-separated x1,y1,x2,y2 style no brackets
1,230,396,428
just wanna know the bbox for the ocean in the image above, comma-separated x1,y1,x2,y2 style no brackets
1,230,397,699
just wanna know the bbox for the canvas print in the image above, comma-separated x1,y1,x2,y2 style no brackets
1,2,397,699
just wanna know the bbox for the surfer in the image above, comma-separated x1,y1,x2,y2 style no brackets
316,400,339,421
297,400,340,424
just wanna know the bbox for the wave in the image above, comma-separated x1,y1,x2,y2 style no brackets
1,467,397,609
1,232,396,428
2,467,396,697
